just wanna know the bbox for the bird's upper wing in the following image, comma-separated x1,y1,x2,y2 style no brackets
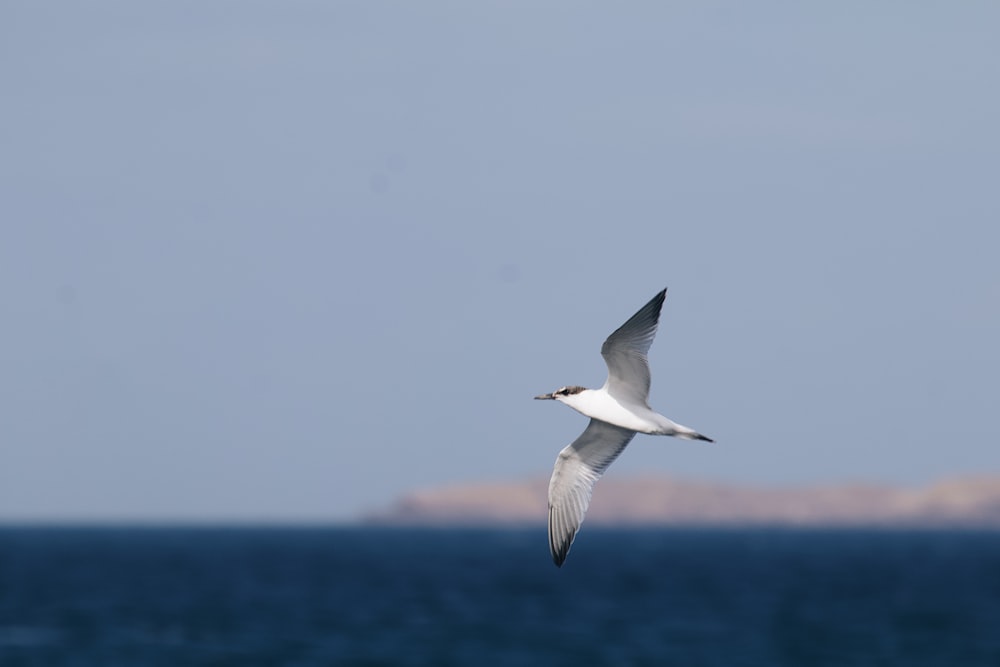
600,288,666,406
547,418,637,567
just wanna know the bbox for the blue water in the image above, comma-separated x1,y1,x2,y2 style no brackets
1,528,999,666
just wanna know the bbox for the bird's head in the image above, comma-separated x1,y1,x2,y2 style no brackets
534,385,587,403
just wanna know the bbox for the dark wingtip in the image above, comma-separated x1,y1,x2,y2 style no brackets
696,434,715,443
551,540,568,567
654,288,667,311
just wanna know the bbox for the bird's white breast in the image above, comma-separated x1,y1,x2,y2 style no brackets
559,389,668,434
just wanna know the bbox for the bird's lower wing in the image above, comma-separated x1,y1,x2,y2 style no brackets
547,419,637,567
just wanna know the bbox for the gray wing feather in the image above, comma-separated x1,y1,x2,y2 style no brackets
600,289,666,406
547,419,637,567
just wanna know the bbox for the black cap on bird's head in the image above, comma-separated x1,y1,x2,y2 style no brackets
534,385,586,400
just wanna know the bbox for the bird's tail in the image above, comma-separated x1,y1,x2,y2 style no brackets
675,425,714,443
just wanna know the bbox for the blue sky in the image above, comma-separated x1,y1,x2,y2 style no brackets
2,2,999,521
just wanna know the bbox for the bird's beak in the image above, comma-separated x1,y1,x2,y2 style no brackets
534,393,555,400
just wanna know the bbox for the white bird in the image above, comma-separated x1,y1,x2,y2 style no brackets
535,288,713,566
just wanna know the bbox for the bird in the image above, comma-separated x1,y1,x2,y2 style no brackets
535,288,713,567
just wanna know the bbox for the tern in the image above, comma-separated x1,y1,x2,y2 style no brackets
535,288,713,567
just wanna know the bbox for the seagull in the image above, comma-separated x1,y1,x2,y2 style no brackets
535,288,713,567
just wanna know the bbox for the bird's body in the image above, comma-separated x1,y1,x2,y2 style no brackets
552,388,702,437
536,288,713,567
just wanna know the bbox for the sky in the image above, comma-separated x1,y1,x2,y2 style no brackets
2,2,999,521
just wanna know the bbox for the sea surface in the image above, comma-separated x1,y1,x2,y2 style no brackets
1,527,999,666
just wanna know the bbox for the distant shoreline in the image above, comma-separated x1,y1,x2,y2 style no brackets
365,475,1000,528
3,475,999,528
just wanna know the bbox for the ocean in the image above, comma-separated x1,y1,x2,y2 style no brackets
1,527,998,666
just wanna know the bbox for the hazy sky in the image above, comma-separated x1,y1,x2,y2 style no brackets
2,2,999,521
